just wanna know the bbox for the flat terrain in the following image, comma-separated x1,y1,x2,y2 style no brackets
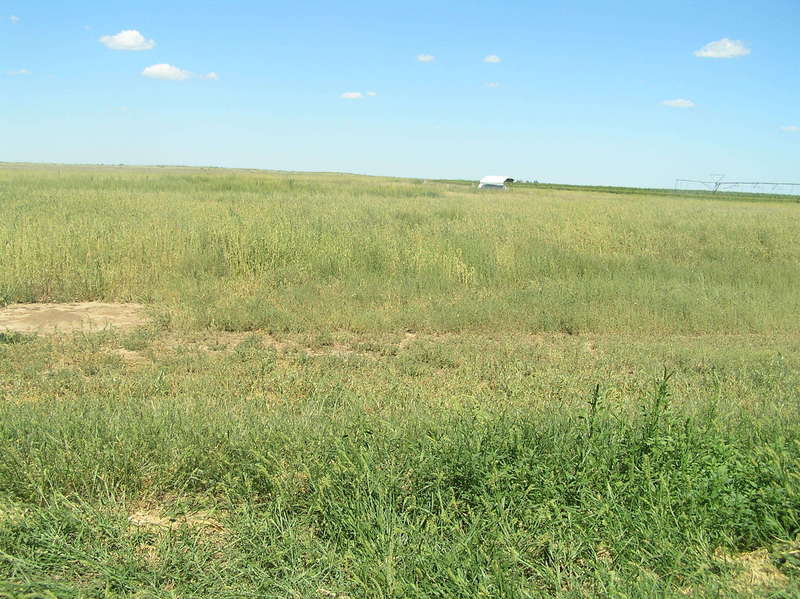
0,164,798,598
2,164,799,334
0,302,145,334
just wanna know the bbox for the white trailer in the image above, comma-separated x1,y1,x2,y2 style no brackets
478,176,514,189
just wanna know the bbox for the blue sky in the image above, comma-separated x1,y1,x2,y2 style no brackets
2,0,797,187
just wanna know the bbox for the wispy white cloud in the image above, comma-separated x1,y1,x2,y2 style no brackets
5,69,30,76
9,15,20,24
141,64,217,81
662,98,695,108
340,91,378,99
100,29,155,51
781,125,799,132
483,54,501,63
486,82,500,88
694,38,750,59
416,54,435,62
142,63,191,80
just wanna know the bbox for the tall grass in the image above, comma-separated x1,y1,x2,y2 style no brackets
1,165,799,597
1,330,799,597
2,165,798,334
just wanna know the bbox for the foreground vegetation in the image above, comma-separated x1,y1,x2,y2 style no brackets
1,165,799,597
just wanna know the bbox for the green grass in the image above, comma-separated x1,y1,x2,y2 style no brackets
1,164,799,598
511,181,800,204
2,164,799,334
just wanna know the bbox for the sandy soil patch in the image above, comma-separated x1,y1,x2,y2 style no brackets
128,509,224,532
0,302,146,335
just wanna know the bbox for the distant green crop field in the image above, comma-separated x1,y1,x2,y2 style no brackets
1,164,798,334
1,164,798,598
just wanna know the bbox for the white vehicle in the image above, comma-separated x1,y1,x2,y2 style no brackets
478,176,514,189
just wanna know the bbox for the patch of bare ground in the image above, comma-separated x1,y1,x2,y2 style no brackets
128,502,228,569
151,331,259,355
153,331,388,360
128,508,225,533
681,548,792,596
94,329,739,365
0,302,147,335
303,340,374,358
720,548,790,594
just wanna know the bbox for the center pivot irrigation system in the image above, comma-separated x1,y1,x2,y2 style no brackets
675,174,800,195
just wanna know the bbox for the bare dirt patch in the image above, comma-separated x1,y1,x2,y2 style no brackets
128,509,224,533
681,548,792,596
721,548,789,594
0,302,146,335
128,504,228,569
152,331,382,360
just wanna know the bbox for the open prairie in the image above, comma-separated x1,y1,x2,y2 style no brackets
1,164,799,598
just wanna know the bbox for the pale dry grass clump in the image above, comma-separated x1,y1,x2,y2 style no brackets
722,548,789,593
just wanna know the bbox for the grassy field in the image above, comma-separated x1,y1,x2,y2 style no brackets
1,164,799,598
2,164,799,334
